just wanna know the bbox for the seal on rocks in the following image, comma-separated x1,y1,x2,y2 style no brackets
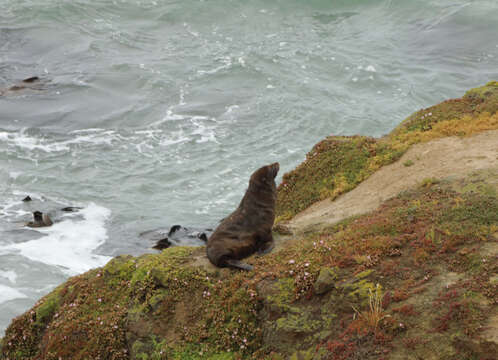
27,211,53,228
206,162,279,271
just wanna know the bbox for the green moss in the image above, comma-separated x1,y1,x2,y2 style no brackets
276,312,321,334
34,286,62,326
165,344,237,360
355,270,373,279
267,278,297,312
289,347,317,360
133,337,237,360
464,81,498,100
343,279,376,306
276,136,380,220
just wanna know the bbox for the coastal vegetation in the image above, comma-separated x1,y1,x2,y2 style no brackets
276,81,498,221
1,83,497,359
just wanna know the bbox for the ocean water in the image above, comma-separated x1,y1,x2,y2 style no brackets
1,0,498,336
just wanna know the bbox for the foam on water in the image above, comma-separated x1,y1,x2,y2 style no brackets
0,129,70,153
0,270,18,283
0,284,27,304
4,203,112,275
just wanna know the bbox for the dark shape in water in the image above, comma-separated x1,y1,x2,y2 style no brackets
152,237,172,250
168,225,182,236
61,206,83,212
27,211,53,228
1,76,43,96
22,76,39,83
22,196,32,202
140,225,212,250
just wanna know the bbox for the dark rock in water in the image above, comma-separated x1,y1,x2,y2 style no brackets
198,233,208,242
140,225,213,249
168,225,182,236
26,211,53,228
22,76,39,83
22,196,32,202
61,206,83,212
152,237,172,250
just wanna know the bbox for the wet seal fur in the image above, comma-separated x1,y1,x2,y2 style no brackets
27,211,53,228
0,76,41,96
207,162,279,271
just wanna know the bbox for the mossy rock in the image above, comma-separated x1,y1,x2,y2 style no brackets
313,267,339,295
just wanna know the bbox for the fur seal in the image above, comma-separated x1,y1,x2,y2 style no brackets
0,76,41,96
27,211,53,228
207,162,279,271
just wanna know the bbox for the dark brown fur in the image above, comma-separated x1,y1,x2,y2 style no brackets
0,76,41,96
207,162,279,270
27,211,53,228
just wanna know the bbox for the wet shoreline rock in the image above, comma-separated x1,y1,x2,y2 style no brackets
140,225,212,250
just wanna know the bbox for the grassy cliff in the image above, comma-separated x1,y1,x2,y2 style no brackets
276,81,498,221
1,83,497,360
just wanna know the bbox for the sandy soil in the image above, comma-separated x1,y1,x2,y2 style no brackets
287,129,498,233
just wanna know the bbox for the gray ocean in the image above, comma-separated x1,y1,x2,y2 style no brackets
1,0,498,336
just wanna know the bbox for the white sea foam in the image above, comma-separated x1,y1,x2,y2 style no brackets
7,203,112,275
0,284,27,304
0,270,18,283
9,171,22,180
0,130,70,153
0,128,121,155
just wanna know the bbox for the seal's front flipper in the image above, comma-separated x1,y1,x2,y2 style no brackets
226,259,254,271
257,239,274,256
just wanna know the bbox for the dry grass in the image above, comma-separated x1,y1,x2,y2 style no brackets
352,283,388,333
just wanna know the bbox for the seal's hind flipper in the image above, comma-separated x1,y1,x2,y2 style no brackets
225,259,254,271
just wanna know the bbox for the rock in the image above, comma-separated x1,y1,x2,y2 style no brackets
22,196,32,202
140,225,213,250
313,267,339,295
152,237,171,250
61,206,83,212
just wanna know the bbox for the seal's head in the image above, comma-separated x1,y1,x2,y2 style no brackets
33,211,43,222
249,162,279,189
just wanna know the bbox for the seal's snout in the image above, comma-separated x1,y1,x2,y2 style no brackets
270,162,280,178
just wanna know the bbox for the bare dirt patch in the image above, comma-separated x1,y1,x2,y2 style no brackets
288,129,498,233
